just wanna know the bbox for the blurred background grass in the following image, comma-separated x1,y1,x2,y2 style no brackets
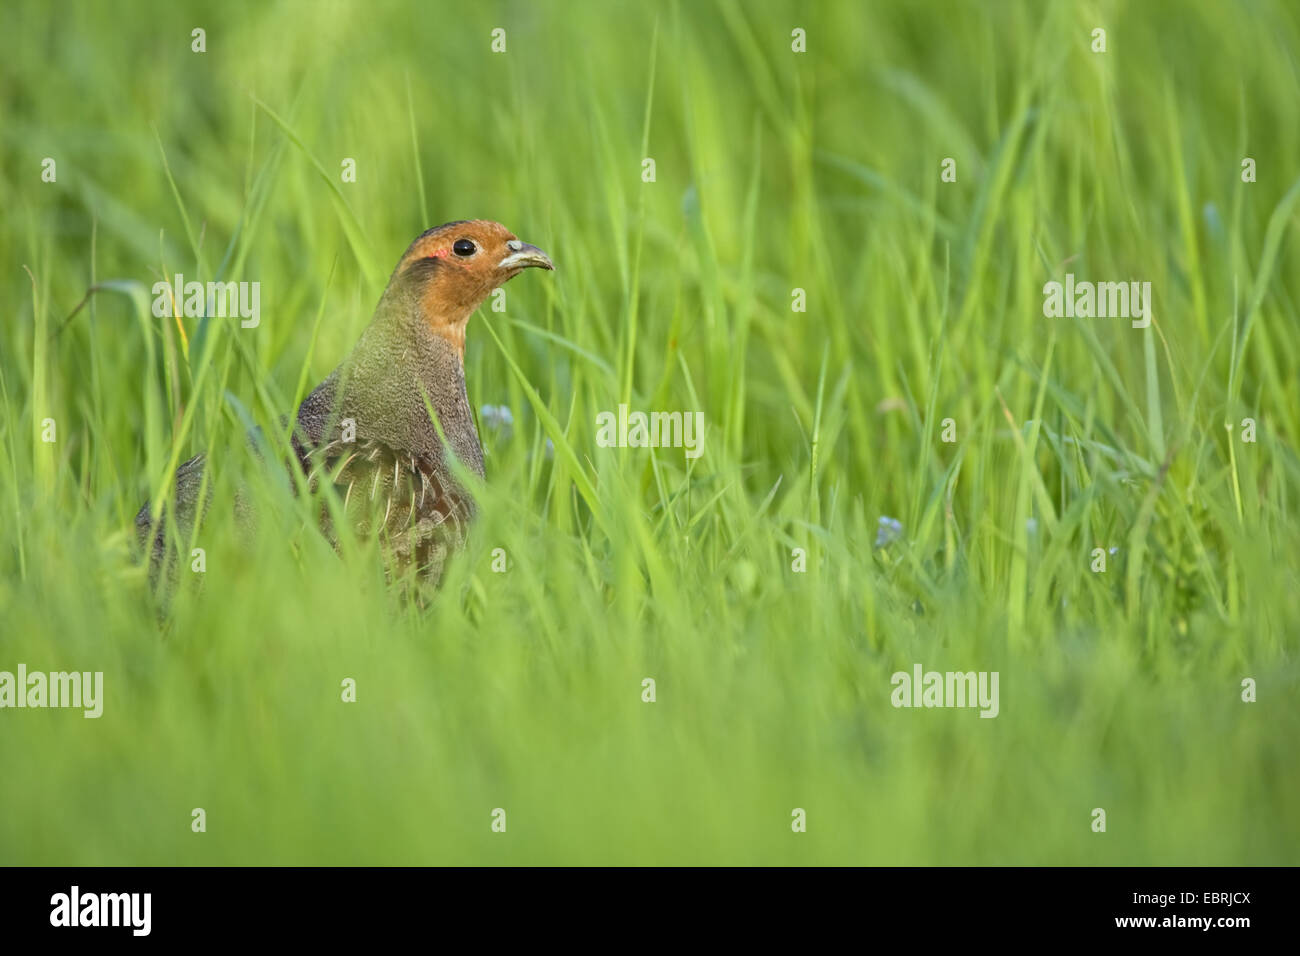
1,0,1298,864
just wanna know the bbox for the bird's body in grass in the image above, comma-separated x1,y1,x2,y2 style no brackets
135,219,553,582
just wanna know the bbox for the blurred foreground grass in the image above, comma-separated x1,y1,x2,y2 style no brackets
0,0,1298,863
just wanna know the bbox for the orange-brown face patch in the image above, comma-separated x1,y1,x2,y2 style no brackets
402,220,517,269
398,220,520,357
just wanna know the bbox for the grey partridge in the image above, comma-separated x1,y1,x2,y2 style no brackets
135,219,554,582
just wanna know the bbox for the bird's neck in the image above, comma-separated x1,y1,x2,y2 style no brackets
333,301,484,475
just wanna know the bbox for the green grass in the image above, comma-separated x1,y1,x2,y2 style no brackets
1,0,1298,864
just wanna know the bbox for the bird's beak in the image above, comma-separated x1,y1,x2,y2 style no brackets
498,239,554,272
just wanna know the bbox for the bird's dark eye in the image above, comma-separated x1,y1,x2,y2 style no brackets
452,238,477,257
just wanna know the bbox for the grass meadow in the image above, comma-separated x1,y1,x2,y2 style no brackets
1,0,1298,864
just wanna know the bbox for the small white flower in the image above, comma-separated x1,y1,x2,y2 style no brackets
875,515,904,548
479,404,515,437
